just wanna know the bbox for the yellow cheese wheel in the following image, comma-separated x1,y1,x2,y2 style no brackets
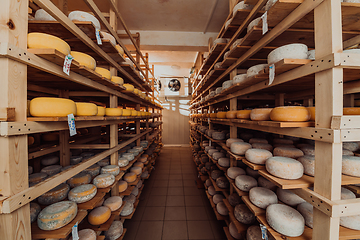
93,173,115,188
111,76,124,85
68,184,97,203
134,88,139,95
97,106,105,116
307,107,315,121
88,206,111,225
106,108,123,116
70,51,96,70
28,33,71,55
95,67,111,80
67,172,92,188
217,112,227,119
30,97,77,117
28,136,35,145
210,113,217,118
123,172,137,183
344,107,360,115
115,45,124,55
37,201,77,230
250,108,273,121
123,84,135,92
237,110,252,119
270,106,310,122
75,102,98,116
38,183,70,205
226,111,237,119
122,109,131,117
118,180,128,193
103,196,123,211
131,110,138,116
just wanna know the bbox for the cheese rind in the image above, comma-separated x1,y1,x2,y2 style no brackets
250,108,273,121
120,202,134,216
270,106,310,122
231,142,252,155
266,156,304,180
237,110,252,119
101,165,120,176
297,155,315,176
226,138,244,147
227,167,246,179
226,111,238,119
234,204,256,224
30,97,76,117
216,202,229,216
28,33,71,55
71,51,96,70
111,76,124,85
124,172,137,183
252,142,273,151
95,67,112,80
41,156,59,166
69,229,96,240
123,84,135,92
68,11,101,29
342,156,360,177
103,196,123,211
249,187,278,209
258,176,277,191
297,202,313,228
38,183,70,205
30,203,41,223
118,180,128,192
67,172,92,188
245,148,273,165
97,106,106,116
93,174,115,188
37,201,78,230
68,184,97,203
105,108,123,116
75,102,98,116
277,188,306,207
235,175,257,192
105,220,124,240
41,165,62,176
34,9,56,21
273,147,304,159
88,206,111,225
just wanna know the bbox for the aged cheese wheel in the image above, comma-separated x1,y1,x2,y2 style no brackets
237,110,252,119
71,51,96,70
307,107,315,121
266,204,305,237
69,229,96,240
95,67,111,80
341,187,356,200
229,222,244,239
122,153,135,161
228,193,241,206
227,167,246,179
226,111,238,119
226,138,243,147
123,83,135,92
258,176,277,191
218,158,230,167
208,149,218,156
131,187,139,197
81,152,95,159
75,102,98,116
268,44,308,65
28,33,71,55
93,174,115,188
217,112,227,119
130,110,138,117
83,164,101,178
222,80,233,89
134,162,144,168
38,183,70,205
136,180,143,189
118,180,128,192
250,108,273,121
28,136,35,146
211,170,223,180
343,142,359,152
41,165,62,176
266,157,304,180
270,106,310,122
216,176,229,189
120,202,134,216
37,201,77,230
30,203,41,223
247,17,261,33
100,31,116,45
249,138,268,144
234,204,256,224
118,157,129,167
340,215,360,230
104,196,123,211
105,108,123,116
216,202,229,216
342,156,360,177
246,167,260,179
213,194,225,204
205,179,213,188
34,9,56,21
252,142,273,151
130,166,142,175
249,187,278,209
212,131,226,140
121,109,132,117
235,175,257,191
231,142,252,155
101,165,120,176
68,184,97,203
233,73,247,85
208,186,218,196
277,188,305,207
300,146,314,156
297,202,313,229
30,97,76,117
68,11,100,29
111,76,124,85
123,195,136,204
245,148,273,165
213,152,225,160
28,165,33,175
67,172,92,188
209,113,217,118
343,149,355,156
344,107,360,115
29,172,48,185
70,156,83,165
124,172,137,183
105,220,124,240
247,225,268,240
297,155,315,176
274,147,304,159
88,206,111,225
41,155,59,166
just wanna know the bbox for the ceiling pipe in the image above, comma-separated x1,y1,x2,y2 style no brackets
203,0,219,34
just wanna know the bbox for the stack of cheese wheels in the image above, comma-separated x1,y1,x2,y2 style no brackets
235,175,257,191
69,229,96,240
30,97,77,117
95,67,111,80
68,11,101,29
249,187,278,209
106,108,123,116
103,196,122,211
111,76,124,85
38,183,70,205
123,83,135,92
250,108,273,121
270,106,311,122
101,165,120,176
71,51,96,70
67,172,92,188
75,102,98,116
105,221,124,240
68,184,97,203
37,201,78,230
88,206,111,225
28,33,71,55
266,156,304,179
245,148,273,164
237,109,252,119
93,174,115,188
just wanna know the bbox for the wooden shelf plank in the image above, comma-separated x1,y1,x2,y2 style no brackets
242,158,265,170
120,185,136,197
231,9,265,26
77,190,107,210
259,169,314,189
241,195,265,216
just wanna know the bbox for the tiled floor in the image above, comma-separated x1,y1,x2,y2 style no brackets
123,147,227,240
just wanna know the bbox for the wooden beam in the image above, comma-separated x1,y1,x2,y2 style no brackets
69,144,110,149
68,91,109,97
0,108,15,122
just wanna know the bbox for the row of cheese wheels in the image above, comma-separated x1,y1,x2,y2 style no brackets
28,97,152,117
192,106,360,122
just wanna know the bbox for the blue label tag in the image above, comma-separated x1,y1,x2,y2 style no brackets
96,29,102,45
71,222,79,240
67,114,77,136
260,224,268,240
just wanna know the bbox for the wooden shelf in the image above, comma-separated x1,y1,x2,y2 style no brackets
77,190,107,210
241,196,265,216
232,182,249,196
223,199,249,234
242,158,265,170
120,185,136,197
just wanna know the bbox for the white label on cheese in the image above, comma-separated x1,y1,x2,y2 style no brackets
96,29,102,45
269,64,275,85
261,12,268,35
71,222,79,240
260,224,268,240
63,54,73,75
67,114,77,136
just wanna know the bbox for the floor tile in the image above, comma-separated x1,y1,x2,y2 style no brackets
153,180,169,188
166,195,185,206
209,220,227,239
165,206,186,220
123,220,140,240
183,179,197,187
131,206,145,221
186,206,209,220
150,187,168,196
162,221,188,240
184,187,201,196
146,195,167,206
169,180,183,187
187,221,214,239
167,187,184,196
169,174,182,180
142,207,165,221
135,221,164,240
185,195,205,206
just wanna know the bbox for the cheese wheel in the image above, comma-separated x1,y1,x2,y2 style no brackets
123,195,136,204
41,156,59,166
75,102,98,116
226,138,243,147
118,158,129,167
245,148,273,165
70,156,83,165
249,138,268,144
68,11,100,29
104,196,123,211
68,184,97,203
131,187,139,196
38,183,70,205
300,146,315,155
67,172,92,188
270,106,310,122
266,204,305,237
231,142,252,155
268,44,308,65
30,202,42,223
216,202,229,216
247,225,273,240
134,162,144,168
71,51,96,70
100,31,116,45
131,110,138,116
237,110,252,119
106,108,123,116
213,152,225,160
118,180,128,192
218,157,230,167
227,167,246,179
83,164,101,178
277,188,306,207
226,111,237,119
211,170,223,180
341,187,356,200
88,206,111,225
213,194,225,204
307,107,315,121
41,165,62,176
30,97,76,117
258,176,277,191
115,45,124,55
228,193,241,206
342,156,360,177
210,113,217,118
69,229,96,240
124,172,137,183
101,165,120,176
251,142,273,151
343,142,359,152
250,108,273,121
208,186,218,196
98,158,110,167
34,9,56,21
249,187,278,209
266,156,304,180
111,76,124,85
340,215,360,230
205,179,212,187
93,174,115,188
273,147,304,159
29,172,48,185
235,175,257,192
234,204,256,224
97,106,106,116
216,176,229,189
246,167,260,179
216,112,227,119
297,155,315,176
344,107,360,115
136,180,143,189
247,63,267,77
105,221,124,240
120,202,134,216
37,201,78,230
141,171,149,178
122,153,135,161
28,166,33,175
229,222,243,239
130,166,142,175
123,84,135,92
297,202,313,229
28,33,71,55
95,67,111,80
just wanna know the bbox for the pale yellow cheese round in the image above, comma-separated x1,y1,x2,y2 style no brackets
307,107,315,121
97,106,105,116
37,201,77,230
103,196,122,211
101,165,120,176
122,109,131,116
118,180,128,192
28,33,71,56
111,76,124,85
30,97,77,117
216,112,227,119
237,110,252,119
249,187,278,209
100,31,116,45
226,111,237,119
273,147,304,159
134,88,140,95
344,107,360,115
124,172,137,183
106,108,123,116
115,45,124,55
68,11,100,29
75,102,98,116
123,84,135,92
250,108,273,121
68,184,97,203
88,206,111,225
231,142,252,155
245,148,273,165
266,156,304,180
270,106,310,122
95,67,111,80
70,51,96,70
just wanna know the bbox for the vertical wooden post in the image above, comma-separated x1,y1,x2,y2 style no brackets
229,98,237,138
136,33,140,65
275,93,285,107
146,106,150,140
136,104,141,146
313,0,343,239
0,0,31,239
59,90,70,166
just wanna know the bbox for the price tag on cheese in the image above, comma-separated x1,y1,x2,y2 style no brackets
63,54,74,75
71,222,79,240
261,11,268,35
67,114,77,136
269,64,275,86
96,29,102,45
260,224,268,240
